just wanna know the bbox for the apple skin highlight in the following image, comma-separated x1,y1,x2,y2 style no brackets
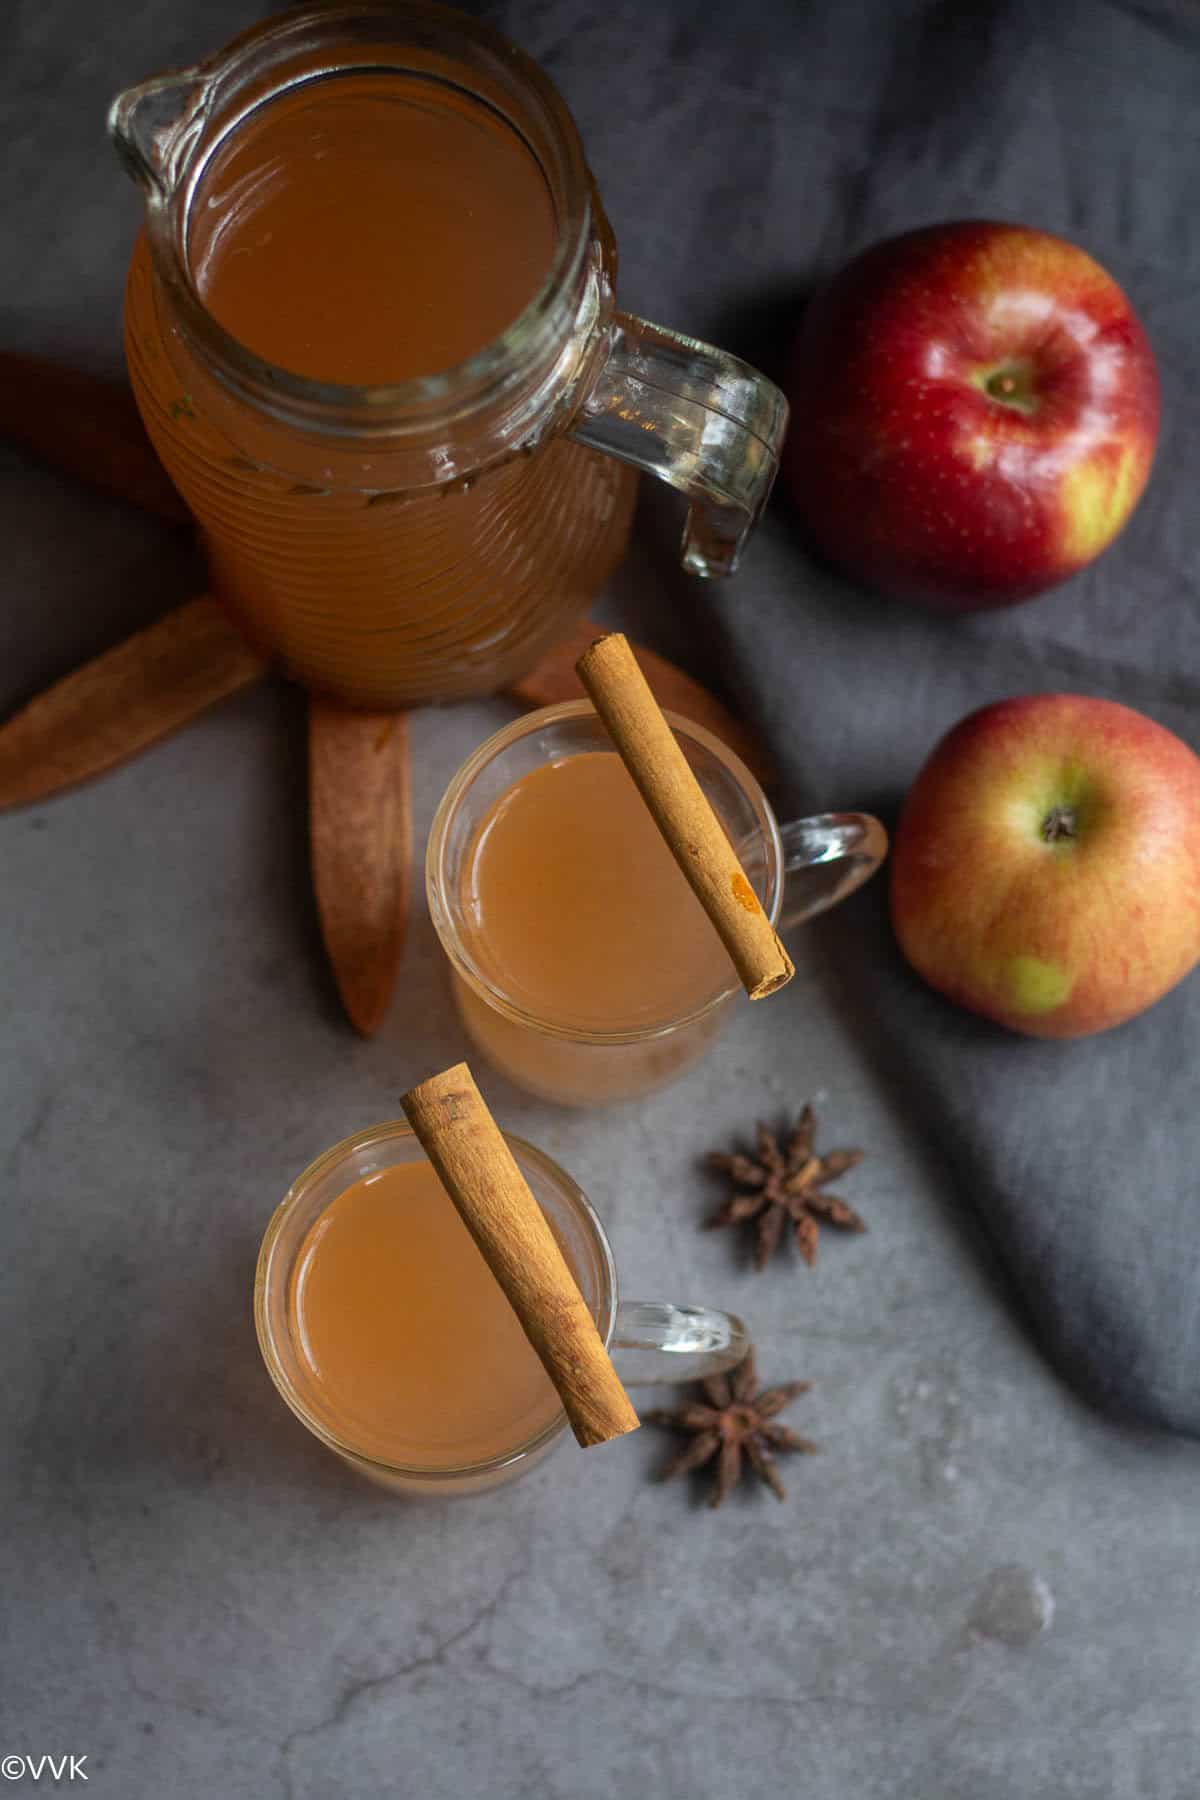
784,221,1160,612
889,695,1200,1038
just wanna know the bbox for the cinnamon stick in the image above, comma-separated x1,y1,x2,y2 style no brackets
576,632,794,1001
400,1064,640,1450
309,699,411,1037
0,596,270,810
0,354,190,525
506,618,773,785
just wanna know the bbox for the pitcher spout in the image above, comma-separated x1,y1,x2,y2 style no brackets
107,68,207,202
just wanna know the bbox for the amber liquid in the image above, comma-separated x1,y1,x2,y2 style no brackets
288,1160,562,1469
124,71,636,705
190,80,557,384
453,752,737,1104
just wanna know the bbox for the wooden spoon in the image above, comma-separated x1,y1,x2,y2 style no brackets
0,354,189,525
0,596,269,810
309,700,412,1038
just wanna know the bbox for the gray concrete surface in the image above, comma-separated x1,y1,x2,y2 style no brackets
4,3,1200,1796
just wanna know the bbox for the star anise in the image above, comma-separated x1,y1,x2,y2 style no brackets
706,1106,865,1269
644,1349,815,1507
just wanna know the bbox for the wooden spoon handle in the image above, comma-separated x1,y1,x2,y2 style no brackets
0,354,190,525
506,617,773,785
0,596,270,810
309,699,412,1038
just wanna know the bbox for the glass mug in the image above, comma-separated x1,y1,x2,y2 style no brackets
427,701,888,1106
254,1121,746,1496
108,2,788,708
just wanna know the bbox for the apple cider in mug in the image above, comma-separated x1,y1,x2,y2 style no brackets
453,749,736,1098
255,1120,750,1495
288,1160,562,1468
427,701,887,1107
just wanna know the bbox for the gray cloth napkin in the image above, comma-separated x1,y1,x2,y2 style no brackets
472,0,1200,1432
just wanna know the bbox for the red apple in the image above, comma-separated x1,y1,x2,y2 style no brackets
890,696,1200,1038
783,222,1160,611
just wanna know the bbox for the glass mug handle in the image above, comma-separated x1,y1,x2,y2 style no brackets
610,1300,748,1386
569,313,789,578
776,811,890,930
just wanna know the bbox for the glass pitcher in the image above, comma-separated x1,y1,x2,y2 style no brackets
108,1,788,710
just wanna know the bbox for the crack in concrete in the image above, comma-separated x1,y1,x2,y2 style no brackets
274,1558,532,1800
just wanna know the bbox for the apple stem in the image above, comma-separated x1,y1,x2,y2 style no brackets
1042,805,1078,843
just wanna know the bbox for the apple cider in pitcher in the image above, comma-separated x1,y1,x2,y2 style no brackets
114,6,789,708
123,69,636,705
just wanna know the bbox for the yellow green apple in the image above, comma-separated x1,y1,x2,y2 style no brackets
890,695,1200,1037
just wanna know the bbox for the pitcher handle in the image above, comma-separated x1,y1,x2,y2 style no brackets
569,312,789,578
609,1300,748,1387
